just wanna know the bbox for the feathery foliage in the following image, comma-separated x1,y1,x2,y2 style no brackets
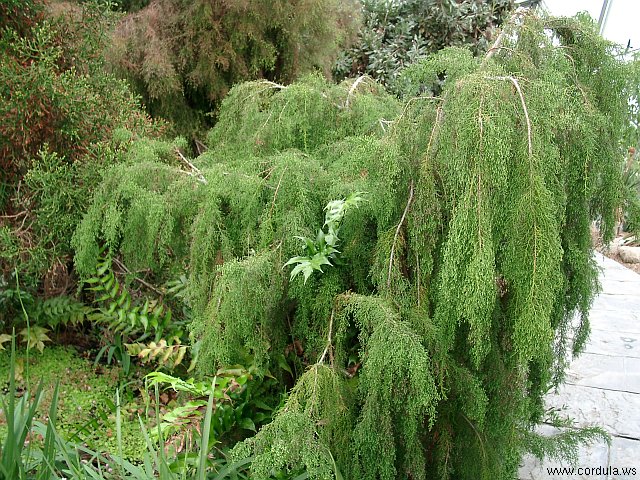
105,0,360,137
74,11,630,479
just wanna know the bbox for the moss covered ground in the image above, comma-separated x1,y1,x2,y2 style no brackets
0,346,147,460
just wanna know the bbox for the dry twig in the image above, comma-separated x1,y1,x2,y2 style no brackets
112,257,165,296
175,148,207,184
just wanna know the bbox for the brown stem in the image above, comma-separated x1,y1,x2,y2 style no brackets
175,148,207,185
111,257,165,296
387,180,415,290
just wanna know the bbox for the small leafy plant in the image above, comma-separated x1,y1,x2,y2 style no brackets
284,192,366,282
0,285,89,353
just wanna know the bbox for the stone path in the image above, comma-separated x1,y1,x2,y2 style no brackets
519,253,640,479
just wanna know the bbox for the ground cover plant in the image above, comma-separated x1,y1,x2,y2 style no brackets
68,9,631,479
0,346,148,461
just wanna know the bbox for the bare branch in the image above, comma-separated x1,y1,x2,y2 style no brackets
175,148,207,184
482,7,528,66
268,167,287,219
487,76,532,158
345,75,370,109
0,210,28,219
318,308,335,365
112,257,165,296
483,30,506,65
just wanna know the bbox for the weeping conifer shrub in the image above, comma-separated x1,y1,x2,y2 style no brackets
74,11,629,479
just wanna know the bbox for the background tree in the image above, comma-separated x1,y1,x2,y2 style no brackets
105,0,360,139
333,0,514,92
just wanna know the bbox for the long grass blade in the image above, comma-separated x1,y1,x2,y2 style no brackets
197,376,217,480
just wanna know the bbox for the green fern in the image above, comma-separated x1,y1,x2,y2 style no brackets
85,253,190,370
285,192,366,283
86,255,176,338
34,295,90,328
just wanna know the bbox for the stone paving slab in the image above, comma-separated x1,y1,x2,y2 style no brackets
593,293,640,313
592,294,640,314
564,353,632,392
581,329,640,358
520,439,640,479
600,279,640,296
519,446,610,480
609,437,640,479
596,252,640,277
544,384,640,439
561,352,640,393
588,310,640,335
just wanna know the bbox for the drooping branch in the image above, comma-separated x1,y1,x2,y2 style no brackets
269,167,287,219
487,75,539,292
345,75,370,109
387,179,415,290
318,308,335,366
483,29,506,65
481,7,529,66
487,76,533,158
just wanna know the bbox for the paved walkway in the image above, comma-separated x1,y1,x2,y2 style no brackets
519,253,640,479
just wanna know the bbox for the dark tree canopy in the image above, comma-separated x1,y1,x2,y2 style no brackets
106,0,359,137
333,0,514,91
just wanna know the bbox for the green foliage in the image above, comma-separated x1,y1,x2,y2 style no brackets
0,341,256,479
88,255,176,339
0,285,89,329
0,336,45,479
85,253,191,373
144,366,271,457
618,53,640,236
333,0,513,92
72,137,197,277
0,0,43,36
105,0,360,137
0,281,89,353
0,344,152,472
351,307,440,479
126,338,189,371
523,424,609,468
190,251,285,373
74,12,631,479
